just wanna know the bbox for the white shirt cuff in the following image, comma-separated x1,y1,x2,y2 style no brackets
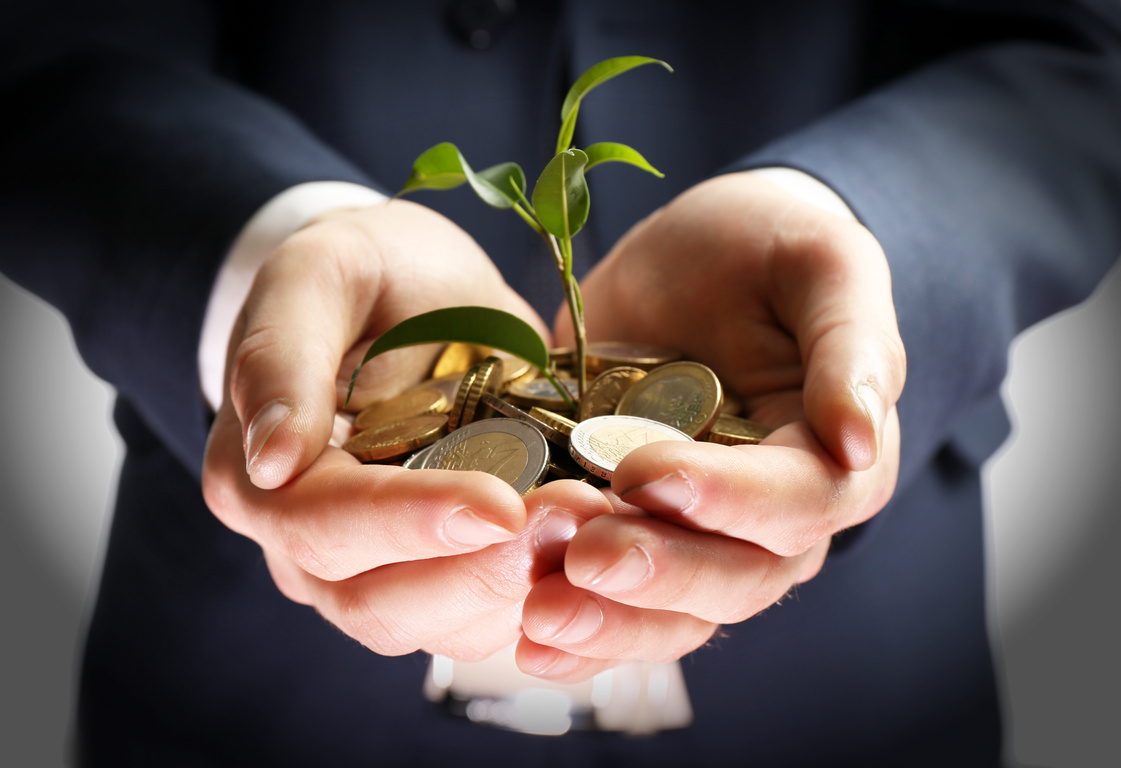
746,167,857,221
198,181,388,412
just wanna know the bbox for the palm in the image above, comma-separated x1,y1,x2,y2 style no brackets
559,177,821,433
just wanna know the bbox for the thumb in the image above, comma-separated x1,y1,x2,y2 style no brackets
225,227,375,490
788,224,906,471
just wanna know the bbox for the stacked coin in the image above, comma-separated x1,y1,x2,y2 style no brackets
342,343,773,491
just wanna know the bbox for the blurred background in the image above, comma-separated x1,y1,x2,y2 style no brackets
1,263,1118,767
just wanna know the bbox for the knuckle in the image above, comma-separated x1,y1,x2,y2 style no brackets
428,625,517,663
722,561,779,625
649,553,706,613
774,470,852,558
333,588,417,657
744,553,798,618
461,567,525,610
272,512,349,582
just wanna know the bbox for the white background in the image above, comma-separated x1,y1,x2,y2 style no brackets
1,265,1118,766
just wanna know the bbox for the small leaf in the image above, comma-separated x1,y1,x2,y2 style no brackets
584,142,664,177
399,143,468,193
532,149,589,241
347,307,550,406
398,143,522,210
556,56,672,153
476,162,527,203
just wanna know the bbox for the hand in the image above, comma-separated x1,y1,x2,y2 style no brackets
516,171,906,680
202,200,554,659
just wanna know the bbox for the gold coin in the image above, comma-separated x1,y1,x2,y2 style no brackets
446,366,479,431
576,366,647,422
401,373,462,412
448,356,503,430
424,419,549,495
585,341,681,375
615,361,723,439
354,388,447,430
493,352,536,393
505,373,578,412
342,414,448,463
527,407,577,437
432,342,491,379
705,414,773,446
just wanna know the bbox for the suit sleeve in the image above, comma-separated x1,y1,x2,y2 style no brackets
737,0,1121,494
0,1,381,477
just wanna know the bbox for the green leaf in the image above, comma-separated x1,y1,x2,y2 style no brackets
532,149,589,241
584,142,664,177
399,143,469,193
346,307,550,406
398,143,522,209
556,56,673,153
475,162,527,203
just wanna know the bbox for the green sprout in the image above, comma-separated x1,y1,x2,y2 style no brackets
347,55,672,408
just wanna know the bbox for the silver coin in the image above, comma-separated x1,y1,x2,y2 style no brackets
422,418,550,495
569,414,693,481
402,441,439,469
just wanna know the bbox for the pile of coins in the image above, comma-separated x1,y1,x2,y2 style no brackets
342,341,772,494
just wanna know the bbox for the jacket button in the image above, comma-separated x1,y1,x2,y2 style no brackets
446,0,517,50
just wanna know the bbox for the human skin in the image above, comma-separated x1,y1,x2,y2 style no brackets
514,171,905,680
201,172,905,679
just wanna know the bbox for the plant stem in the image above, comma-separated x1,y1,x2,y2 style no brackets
555,236,587,399
540,367,577,411
512,202,546,239
517,196,587,404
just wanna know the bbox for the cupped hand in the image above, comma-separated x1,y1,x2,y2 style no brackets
517,171,906,681
202,200,554,659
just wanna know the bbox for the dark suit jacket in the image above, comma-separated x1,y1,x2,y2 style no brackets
2,1,1120,765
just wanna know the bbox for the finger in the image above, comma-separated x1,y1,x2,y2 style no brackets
425,602,524,662
295,527,543,657
521,573,717,663
522,479,616,572
612,422,899,556
254,482,608,661
769,218,906,471
226,201,551,490
226,221,387,489
514,636,621,682
203,404,527,581
562,515,830,623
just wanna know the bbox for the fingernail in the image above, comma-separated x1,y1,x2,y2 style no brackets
553,596,603,644
855,381,884,463
246,399,294,475
524,647,580,679
619,472,694,514
329,412,354,449
589,545,652,594
535,509,583,553
444,508,518,548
